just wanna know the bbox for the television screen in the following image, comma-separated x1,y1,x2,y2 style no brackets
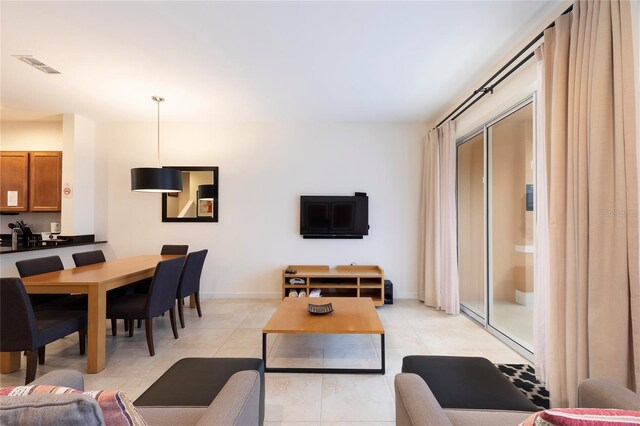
300,195,368,238
331,203,354,229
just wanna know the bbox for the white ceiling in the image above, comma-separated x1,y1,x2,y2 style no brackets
1,1,561,123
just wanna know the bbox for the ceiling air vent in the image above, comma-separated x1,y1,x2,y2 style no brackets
14,55,61,74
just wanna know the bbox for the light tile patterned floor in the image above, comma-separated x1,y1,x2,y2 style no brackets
0,298,529,424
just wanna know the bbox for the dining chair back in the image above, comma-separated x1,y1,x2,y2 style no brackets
72,250,106,267
146,257,185,318
15,256,66,308
0,278,39,351
160,245,189,255
176,249,208,327
0,277,86,384
16,256,64,277
107,257,185,356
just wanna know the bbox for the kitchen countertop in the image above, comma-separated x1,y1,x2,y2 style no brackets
0,240,107,254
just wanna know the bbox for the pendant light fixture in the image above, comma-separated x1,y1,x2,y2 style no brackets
130,96,183,193
197,184,217,200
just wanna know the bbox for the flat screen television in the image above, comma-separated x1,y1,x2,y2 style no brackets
300,194,369,238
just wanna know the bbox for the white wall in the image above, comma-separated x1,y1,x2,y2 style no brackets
0,121,63,151
99,122,423,298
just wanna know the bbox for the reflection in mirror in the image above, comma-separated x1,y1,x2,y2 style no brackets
162,167,219,222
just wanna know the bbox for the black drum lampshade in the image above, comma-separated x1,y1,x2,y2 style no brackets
131,167,183,192
197,184,217,200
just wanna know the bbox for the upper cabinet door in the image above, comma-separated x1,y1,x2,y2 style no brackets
0,151,29,212
29,151,62,212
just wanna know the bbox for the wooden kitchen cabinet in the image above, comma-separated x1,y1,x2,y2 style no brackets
0,151,29,212
29,151,62,212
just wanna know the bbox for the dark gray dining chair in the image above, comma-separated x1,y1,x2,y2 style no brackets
107,257,184,356
176,249,208,328
72,249,132,334
0,277,87,384
72,250,106,267
15,256,87,312
133,244,189,306
161,245,189,255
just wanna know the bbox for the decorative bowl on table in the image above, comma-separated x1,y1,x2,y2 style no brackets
307,302,333,315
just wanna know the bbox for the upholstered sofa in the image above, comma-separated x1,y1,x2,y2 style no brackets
0,369,261,426
395,373,640,426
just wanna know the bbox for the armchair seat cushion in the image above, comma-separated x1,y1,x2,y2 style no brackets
134,357,265,425
402,355,538,412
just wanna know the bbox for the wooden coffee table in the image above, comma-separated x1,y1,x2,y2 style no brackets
262,297,385,374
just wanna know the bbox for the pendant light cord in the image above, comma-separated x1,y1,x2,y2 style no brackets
157,98,160,167
152,95,165,167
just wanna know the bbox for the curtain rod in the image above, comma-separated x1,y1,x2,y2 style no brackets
432,3,574,130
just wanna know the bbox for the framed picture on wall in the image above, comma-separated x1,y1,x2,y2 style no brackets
198,199,213,217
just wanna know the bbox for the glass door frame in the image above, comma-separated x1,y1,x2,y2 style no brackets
456,94,536,361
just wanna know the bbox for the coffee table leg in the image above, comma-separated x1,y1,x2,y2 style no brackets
380,334,385,374
262,332,267,369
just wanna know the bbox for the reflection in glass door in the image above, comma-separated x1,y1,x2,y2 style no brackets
457,133,485,320
457,99,534,356
488,102,534,352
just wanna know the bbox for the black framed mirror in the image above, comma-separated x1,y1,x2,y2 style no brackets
162,166,219,222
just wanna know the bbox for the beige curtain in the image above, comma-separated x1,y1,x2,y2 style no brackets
536,0,639,407
418,121,459,314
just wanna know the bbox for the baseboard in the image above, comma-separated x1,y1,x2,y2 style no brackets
396,292,418,299
200,292,418,300
200,292,281,299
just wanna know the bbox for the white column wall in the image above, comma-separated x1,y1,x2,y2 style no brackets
61,114,96,236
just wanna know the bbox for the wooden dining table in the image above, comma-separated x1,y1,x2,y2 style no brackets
2,254,182,374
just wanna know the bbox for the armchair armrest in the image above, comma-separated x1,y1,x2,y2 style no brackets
395,373,452,426
196,370,261,426
578,378,640,410
30,370,85,391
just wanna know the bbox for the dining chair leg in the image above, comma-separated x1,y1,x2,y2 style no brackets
169,307,179,339
38,346,45,365
124,320,129,332
25,350,38,384
144,319,155,356
177,299,185,329
195,291,202,317
111,318,118,336
79,329,86,355
128,320,134,338
137,319,142,329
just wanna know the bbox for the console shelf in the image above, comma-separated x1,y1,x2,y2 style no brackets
281,265,384,306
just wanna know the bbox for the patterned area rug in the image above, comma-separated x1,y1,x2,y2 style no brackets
496,364,550,409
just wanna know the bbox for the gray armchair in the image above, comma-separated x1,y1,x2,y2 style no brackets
0,369,262,426
395,373,640,426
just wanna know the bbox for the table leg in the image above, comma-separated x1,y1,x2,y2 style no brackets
86,287,107,373
189,295,196,309
380,334,385,374
262,333,267,367
1,352,21,373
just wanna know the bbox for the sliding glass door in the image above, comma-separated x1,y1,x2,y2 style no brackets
457,99,534,356
457,132,485,320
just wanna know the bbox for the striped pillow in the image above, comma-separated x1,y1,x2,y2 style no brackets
0,385,146,426
520,408,640,425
